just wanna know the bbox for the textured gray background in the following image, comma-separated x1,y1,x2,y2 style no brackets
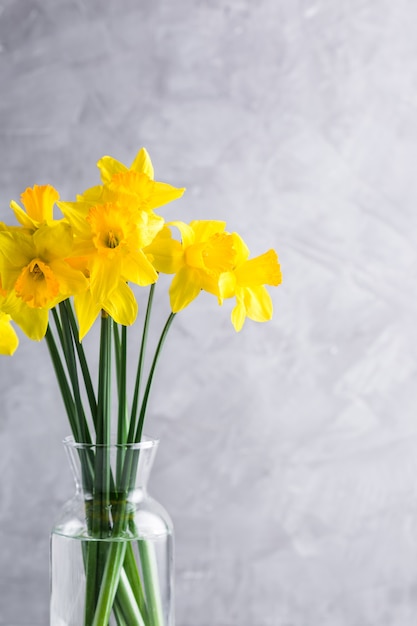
1,0,417,625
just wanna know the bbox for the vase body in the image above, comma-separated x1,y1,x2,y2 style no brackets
50,437,174,626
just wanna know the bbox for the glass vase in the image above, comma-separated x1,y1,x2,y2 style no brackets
50,436,174,626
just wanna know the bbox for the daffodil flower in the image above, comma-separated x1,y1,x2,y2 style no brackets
80,148,185,247
146,220,236,312
57,148,186,334
67,147,185,224
10,184,60,230
0,222,88,339
219,233,282,331
59,200,158,307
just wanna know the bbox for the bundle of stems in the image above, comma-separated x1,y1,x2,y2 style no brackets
46,286,174,626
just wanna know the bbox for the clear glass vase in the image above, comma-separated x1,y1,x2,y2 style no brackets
50,436,174,626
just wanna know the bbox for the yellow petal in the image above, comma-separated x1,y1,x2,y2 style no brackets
97,156,128,184
10,201,36,230
121,249,158,287
243,285,273,322
103,281,138,326
74,291,101,341
58,201,92,235
3,294,49,340
145,228,183,274
147,180,185,210
197,270,220,298
108,172,185,212
33,222,74,260
218,271,237,301
169,221,195,248
130,147,154,179
135,211,165,248
48,259,89,296
231,298,246,332
89,255,121,304
169,266,202,312
0,230,35,278
0,312,19,355
77,185,106,204
189,220,227,242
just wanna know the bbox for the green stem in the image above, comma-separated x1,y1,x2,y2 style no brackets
129,284,155,443
135,312,176,443
45,325,79,440
94,312,112,527
118,325,128,440
86,313,113,625
84,542,101,625
91,542,128,626
47,322,94,501
66,299,98,428
116,566,148,626
116,324,129,484
51,308,65,354
139,539,165,626
123,542,149,622
58,302,91,445
113,598,130,626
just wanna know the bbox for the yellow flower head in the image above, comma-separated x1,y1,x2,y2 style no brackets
15,258,60,308
10,184,60,230
219,233,282,331
56,148,186,335
87,202,136,255
98,146,156,183
0,223,88,339
60,200,158,308
146,220,236,312
72,147,185,214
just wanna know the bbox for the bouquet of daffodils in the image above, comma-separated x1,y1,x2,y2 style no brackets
0,148,281,625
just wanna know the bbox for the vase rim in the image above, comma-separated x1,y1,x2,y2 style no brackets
63,434,159,450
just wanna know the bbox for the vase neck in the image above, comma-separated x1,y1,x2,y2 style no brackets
64,437,158,498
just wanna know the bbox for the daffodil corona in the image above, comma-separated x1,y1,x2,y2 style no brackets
10,184,60,229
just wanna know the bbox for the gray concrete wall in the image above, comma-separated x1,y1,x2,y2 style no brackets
1,0,417,624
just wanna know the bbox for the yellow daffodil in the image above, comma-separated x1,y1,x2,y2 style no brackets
10,184,60,230
0,223,88,339
0,311,19,355
56,148,186,333
146,220,236,312
70,148,185,251
68,147,185,218
97,146,155,183
219,233,282,331
59,200,158,307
